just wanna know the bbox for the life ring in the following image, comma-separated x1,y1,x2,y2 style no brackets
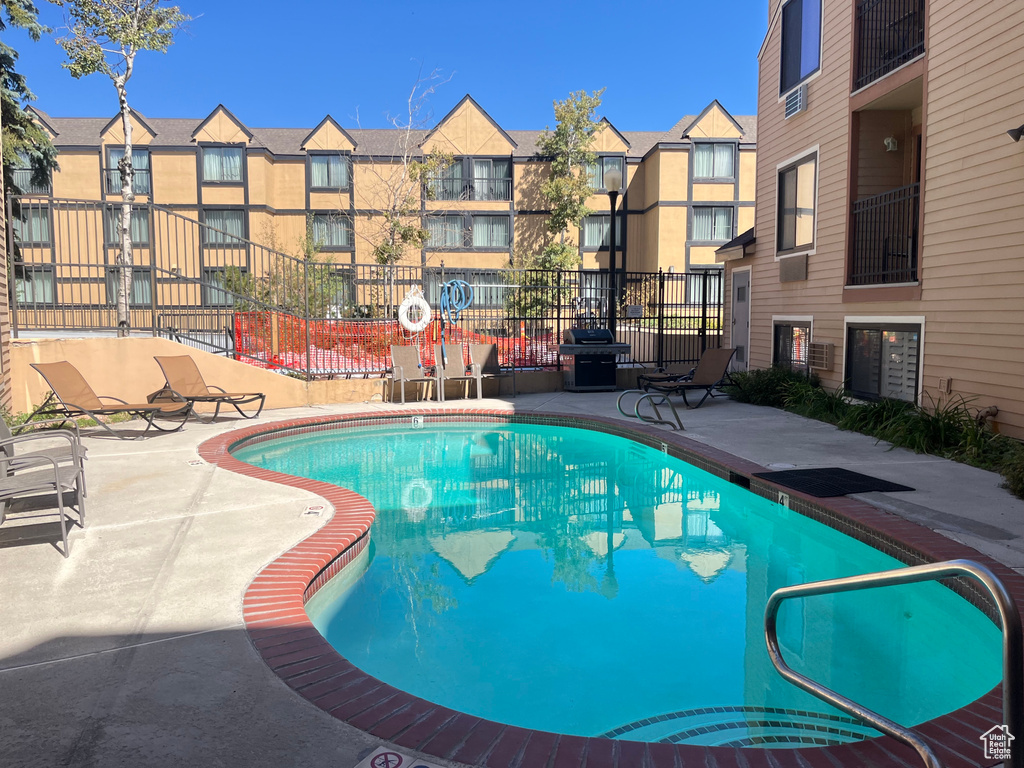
401,479,433,519
399,289,432,333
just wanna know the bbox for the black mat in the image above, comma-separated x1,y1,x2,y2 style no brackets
752,467,914,498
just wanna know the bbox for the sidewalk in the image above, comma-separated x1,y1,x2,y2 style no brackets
1,392,1020,767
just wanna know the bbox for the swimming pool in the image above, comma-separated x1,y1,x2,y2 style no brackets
234,419,1001,748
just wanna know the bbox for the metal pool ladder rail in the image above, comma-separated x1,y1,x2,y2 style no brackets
616,389,683,430
765,559,1023,768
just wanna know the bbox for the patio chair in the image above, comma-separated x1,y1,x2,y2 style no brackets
390,345,434,404
637,362,700,391
150,355,266,421
433,344,475,403
469,343,516,399
0,431,87,558
5,417,87,474
28,361,192,439
643,348,738,409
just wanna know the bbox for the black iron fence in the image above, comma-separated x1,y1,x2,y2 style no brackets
849,183,919,286
7,197,723,379
854,0,925,91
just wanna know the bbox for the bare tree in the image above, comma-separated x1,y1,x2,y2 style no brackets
53,0,190,336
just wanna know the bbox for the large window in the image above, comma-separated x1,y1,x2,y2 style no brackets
104,206,150,246
14,265,55,306
202,267,241,307
472,216,510,248
426,215,464,248
471,158,512,201
427,163,464,201
309,154,349,190
586,156,624,191
773,322,810,372
203,209,245,245
777,153,817,254
846,323,920,402
201,146,244,183
10,152,51,194
12,205,51,245
425,269,508,309
780,0,822,94
106,266,152,307
692,207,734,242
311,213,352,248
106,147,151,194
582,214,624,249
693,143,735,179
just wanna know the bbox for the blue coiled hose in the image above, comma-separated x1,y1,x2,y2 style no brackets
439,280,474,365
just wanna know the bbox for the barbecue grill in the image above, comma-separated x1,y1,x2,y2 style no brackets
559,328,631,392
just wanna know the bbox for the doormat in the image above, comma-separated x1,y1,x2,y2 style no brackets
752,467,914,498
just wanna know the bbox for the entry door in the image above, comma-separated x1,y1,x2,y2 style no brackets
731,271,750,370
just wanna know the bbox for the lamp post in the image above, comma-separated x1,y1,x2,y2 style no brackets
604,167,622,336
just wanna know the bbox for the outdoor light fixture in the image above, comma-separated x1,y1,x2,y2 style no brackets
884,136,898,152
1008,125,1024,142
604,167,623,336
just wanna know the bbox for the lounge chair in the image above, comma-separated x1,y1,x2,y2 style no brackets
469,343,516,399
434,344,474,402
0,430,86,557
390,345,434,404
29,361,192,439
5,418,87,473
637,362,699,390
150,355,266,421
643,348,738,409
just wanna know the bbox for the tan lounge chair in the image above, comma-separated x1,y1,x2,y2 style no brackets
390,345,434,404
643,348,738,409
469,343,516,399
29,361,191,439
433,344,474,402
150,355,266,421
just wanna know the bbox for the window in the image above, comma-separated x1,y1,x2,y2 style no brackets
773,322,810,371
693,143,735,179
202,267,240,307
777,153,817,253
104,206,150,245
203,210,245,245
427,163,464,201
309,154,349,190
201,146,244,183
10,152,51,194
425,269,508,309
586,156,624,190
311,213,352,248
846,324,920,402
12,205,51,245
426,215,464,248
582,214,624,249
692,207,734,241
471,216,510,248
780,0,822,94
471,158,512,201
106,266,152,307
14,265,54,305
106,147,151,194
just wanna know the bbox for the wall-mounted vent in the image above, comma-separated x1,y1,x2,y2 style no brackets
785,84,808,118
808,341,834,371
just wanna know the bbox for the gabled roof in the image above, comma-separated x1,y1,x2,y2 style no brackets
422,94,518,149
595,117,631,149
191,104,254,142
680,100,746,139
300,114,358,151
100,109,158,139
26,106,59,137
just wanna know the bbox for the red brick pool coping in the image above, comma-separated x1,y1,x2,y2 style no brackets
198,408,1018,768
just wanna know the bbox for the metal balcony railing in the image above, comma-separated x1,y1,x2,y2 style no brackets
104,168,152,195
426,176,513,202
9,168,51,195
849,182,919,286
470,177,512,201
855,0,926,90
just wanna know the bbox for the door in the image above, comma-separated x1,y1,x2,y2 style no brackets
731,270,750,371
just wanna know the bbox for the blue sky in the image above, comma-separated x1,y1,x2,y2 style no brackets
11,0,768,132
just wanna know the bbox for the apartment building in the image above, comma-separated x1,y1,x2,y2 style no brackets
9,96,754,311
718,0,1024,437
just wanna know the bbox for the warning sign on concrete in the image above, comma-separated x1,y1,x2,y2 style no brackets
353,746,446,768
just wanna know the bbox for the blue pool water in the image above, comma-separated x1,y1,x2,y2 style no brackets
235,422,1001,747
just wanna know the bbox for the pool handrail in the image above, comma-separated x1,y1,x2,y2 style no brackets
764,558,1023,768
615,389,683,430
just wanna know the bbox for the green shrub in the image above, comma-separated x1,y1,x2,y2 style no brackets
783,379,850,424
722,366,815,409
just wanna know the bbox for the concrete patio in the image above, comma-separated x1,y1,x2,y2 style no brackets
2,391,1022,768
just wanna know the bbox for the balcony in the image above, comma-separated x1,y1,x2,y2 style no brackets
10,168,51,195
849,183,919,285
426,176,512,202
104,168,152,195
854,0,925,91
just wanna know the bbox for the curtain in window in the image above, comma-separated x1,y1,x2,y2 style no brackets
473,159,493,200
587,162,602,189
604,157,623,184
311,156,347,188
221,148,242,181
714,144,734,177
106,208,150,244
203,149,222,181
204,148,242,182
472,216,509,247
205,210,244,243
713,207,733,240
693,209,713,240
427,216,463,247
584,216,610,247
694,145,714,178
16,267,54,304
313,214,351,247
13,207,50,243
